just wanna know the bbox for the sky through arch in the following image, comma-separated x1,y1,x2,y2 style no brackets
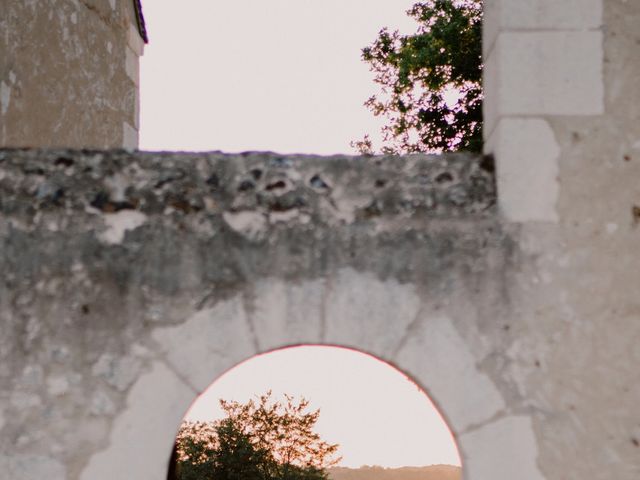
182,346,461,468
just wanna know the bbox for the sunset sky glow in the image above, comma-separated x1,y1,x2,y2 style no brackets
184,346,460,468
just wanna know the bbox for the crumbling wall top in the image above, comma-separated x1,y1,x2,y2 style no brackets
0,150,496,231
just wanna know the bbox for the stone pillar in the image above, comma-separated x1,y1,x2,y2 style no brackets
483,0,604,222
0,0,145,149
484,2,640,479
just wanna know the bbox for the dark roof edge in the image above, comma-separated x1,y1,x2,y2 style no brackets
133,0,148,43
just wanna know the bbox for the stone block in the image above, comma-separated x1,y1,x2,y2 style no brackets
152,297,257,392
485,31,604,123
484,0,603,57
486,118,560,223
459,416,544,480
395,315,506,434
324,268,421,359
80,362,195,480
250,278,325,351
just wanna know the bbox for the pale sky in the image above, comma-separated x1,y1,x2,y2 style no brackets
184,346,460,468
140,0,419,154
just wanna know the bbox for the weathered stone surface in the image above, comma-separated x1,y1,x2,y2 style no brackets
79,362,195,480
395,314,506,434
0,1,143,148
488,118,560,222
0,149,517,480
0,124,637,480
0,149,496,224
151,297,257,392
0,455,66,480
324,268,421,355
483,0,603,57
484,2,640,479
249,277,326,351
459,416,545,480
1,2,640,480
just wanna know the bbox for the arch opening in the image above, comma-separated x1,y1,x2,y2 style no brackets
167,345,462,480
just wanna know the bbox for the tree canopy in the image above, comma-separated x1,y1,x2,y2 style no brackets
170,392,341,480
353,0,483,155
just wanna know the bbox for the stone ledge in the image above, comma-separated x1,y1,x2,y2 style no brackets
0,149,496,227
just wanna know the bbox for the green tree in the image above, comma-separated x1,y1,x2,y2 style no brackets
172,392,340,480
353,0,483,155
171,421,218,480
211,418,271,480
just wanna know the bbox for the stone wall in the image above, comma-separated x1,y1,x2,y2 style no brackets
0,149,535,480
0,0,639,479
1,146,637,480
0,1,144,149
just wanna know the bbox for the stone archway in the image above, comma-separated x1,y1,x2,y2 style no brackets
0,148,550,480
1,1,639,479
79,269,543,480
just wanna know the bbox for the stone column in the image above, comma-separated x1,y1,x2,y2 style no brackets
483,0,604,222
0,0,145,149
483,2,640,479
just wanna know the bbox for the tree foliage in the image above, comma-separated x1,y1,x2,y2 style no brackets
171,392,340,480
353,0,483,155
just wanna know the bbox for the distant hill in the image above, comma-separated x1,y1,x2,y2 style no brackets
329,465,461,480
